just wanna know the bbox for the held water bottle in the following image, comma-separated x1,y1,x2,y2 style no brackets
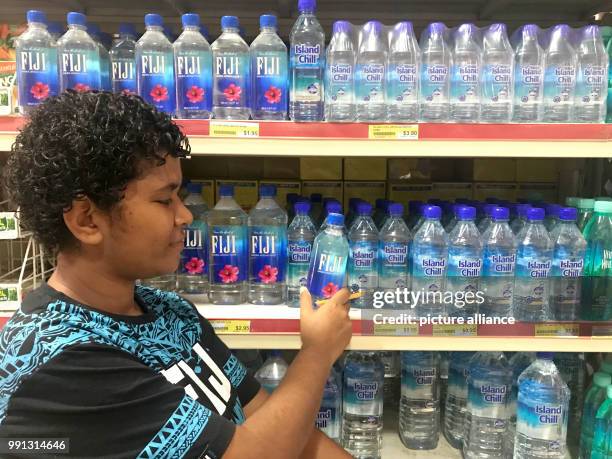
16,10,58,114
574,25,609,123
512,25,545,122
110,24,137,94
248,185,288,305
325,21,355,122
444,351,475,449
317,369,342,443
554,352,586,449
505,352,536,458
355,21,387,121
580,371,612,458
386,21,420,122
287,201,316,307
450,24,482,122
419,22,451,122
543,25,577,122
347,202,379,308
88,24,111,91
255,351,289,393
481,23,514,123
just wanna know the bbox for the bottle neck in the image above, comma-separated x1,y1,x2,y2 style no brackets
119,33,135,40
183,25,199,32
146,25,164,33
68,24,87,31
28,22,47,30
299,9,315,15
222,27,240,34
260,26,277,33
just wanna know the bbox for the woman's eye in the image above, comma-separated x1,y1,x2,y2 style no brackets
157,199,172,206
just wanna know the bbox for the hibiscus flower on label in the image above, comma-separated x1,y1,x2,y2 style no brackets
219,265,239,284
30,82,50,100
264,86,282,104
321,282,339,299
184,257,205,275
223,83,241,102
73,83,90,93
150,84,169,102
186,85,204,104
258,265,278,284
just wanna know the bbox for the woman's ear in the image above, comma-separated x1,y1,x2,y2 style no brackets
62,197,105,246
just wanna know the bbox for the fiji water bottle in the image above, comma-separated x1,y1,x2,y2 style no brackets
136,14,176,114
287,201,316,307
16,10,58,114
463,352,512,459
554,352,586,449
543,25,577,122
325,21,355,122
174,13,212,119
379,203,411,309
289,0,325,121
513,25,545,122
447,206,483,318
480,207,517,318
348,202,379,308
110,23,137,94
450,23,482,122
580,371,612,458
318,369,342,443
342,351,384,459
255,351,288,393
57,12,101,92
211,16,249,119
386,21,420,122
88,24,111,91
505,352,536,458
481,24,514,123
207,185,248,304
514,207,553,322
306,213,348,303
574,25,609,123
399,351,440,450
248,185,287,305
250,14,288,120
444,351,475,449
419,22,451,121
355,21,387,122
514,352,570,459
549,207,586,321
411,205,448,318
178,183,208,295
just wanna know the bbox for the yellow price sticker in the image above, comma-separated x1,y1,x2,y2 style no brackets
210,320,251,334
432,324,477,337
534,324,579,337
209,121,260,138
368,124,419,140
373,323,418,336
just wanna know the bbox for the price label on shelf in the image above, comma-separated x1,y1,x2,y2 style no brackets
368,124,419,140
591,325,612,338
209,121,260,138
210,319,251,334
432,324,477,337
373,323,418,336
534,324,580,337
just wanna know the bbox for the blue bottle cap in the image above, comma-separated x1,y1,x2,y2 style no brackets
298,0,316,12
27,10,46,24
388,203,404,216
394,21,414,35
536,352,554,360
310,193,322,203
527,207,545,221
423,205,442,219
294,201,311,214
364,20,383,35
67,12,87,27
357,202,373,216
488,23,508,35
333,20,351,35
553,24,571,38
326,213,344,227
219,185,234,197
558,207,577,221
456,206,476,220
517,204,531,217
221,15,239,29
182,13,200,27
456,23,478,36
260,14,277,29
326,201,342,215
260,184,277,197
144,13,164,28
545,204,561,217
491,207,510,221
484,204,496,216
186,182,203,194
427,22,447,35
408,200,422,214
119,23,136,35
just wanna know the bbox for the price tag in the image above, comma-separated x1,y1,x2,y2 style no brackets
209,121,260,138
0,212,19,239
368,124,419,140
591,325,612,337
534,324,579,337
210,319,251,334
432,324,477,337
373,323,418,336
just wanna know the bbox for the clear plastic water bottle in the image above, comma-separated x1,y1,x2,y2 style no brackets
576,198,595,232
250,14,288,120
477,204,496,234
419,22,451,122
318,369,342,443
444,351,475,449
325,21,355,122
211,16,250,120
110,23,137,94
553,352,585,450
306,213,349,304
287,201,316,307
386,21,420,122
174,13,212,119
514,207,553,322
590,378,612,458
512,25,545,122
136,13,176,114
380,351,400,405
544,203,561,232
355,21,387,122
505,352,536,458
373,200,391,230
57,12,101,92
255,350,289,393
411,205,448,318
379,203,411,309
289,0,325,121
480,207,518,318
248,185,287,305
348,202,379,308
407,200,423,230
549,207,586,321
309,193,324,227
177,183,209,295
342,351,384,459
447,206,483,318
399,351,440,450
345,198,362,230
575,25,609,123
88,24,111,91
450,24,482,122
511,204,532,235
543,25,577,122
16,10,58,115
514,352,570,459
481,23,514,123
208,185,248,304
318,200,344,234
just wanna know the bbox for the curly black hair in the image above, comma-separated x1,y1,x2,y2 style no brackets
2,91,190,252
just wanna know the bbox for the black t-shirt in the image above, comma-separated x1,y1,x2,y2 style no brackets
0,284,260,458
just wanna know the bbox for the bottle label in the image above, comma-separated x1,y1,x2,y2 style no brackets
401,364,436,400
419,64,449,103
213,53,248,108
516,247,552,303
252,51,288,113
175,50,212,113
355,63,385,104
307,249,347,300
290,43,323,103
60,49,101,91
210,225,247,285
248,226,287,284
517,396,566,442
482,64,512,104
551,248,584,279
411,249,447,291
448,249,482,279
544,65,575,105
344,377,382,415
17,47,58,108
448,364,469,398
575,64,607,106
450,64,480,104
468,379,509,420
583,240,612,319
326,63,353,105
348,241,378,293
179,221,208,277
386,64,417,105
482,248,516,277
111,57,136,94
287,240,312,288
379,241,409,289
514,64,543,106
137,51,176,113
316,405,339,439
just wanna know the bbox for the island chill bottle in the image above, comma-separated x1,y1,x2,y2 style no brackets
355,20,387,122
325,20,355,122
287,201,316,307
110,23,137,94
512,24,545,122
419,22,451,122
386,21,420,122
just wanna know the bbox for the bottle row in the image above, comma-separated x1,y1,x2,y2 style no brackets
253,350,612,458
141,182,612,322
15,4,612,123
